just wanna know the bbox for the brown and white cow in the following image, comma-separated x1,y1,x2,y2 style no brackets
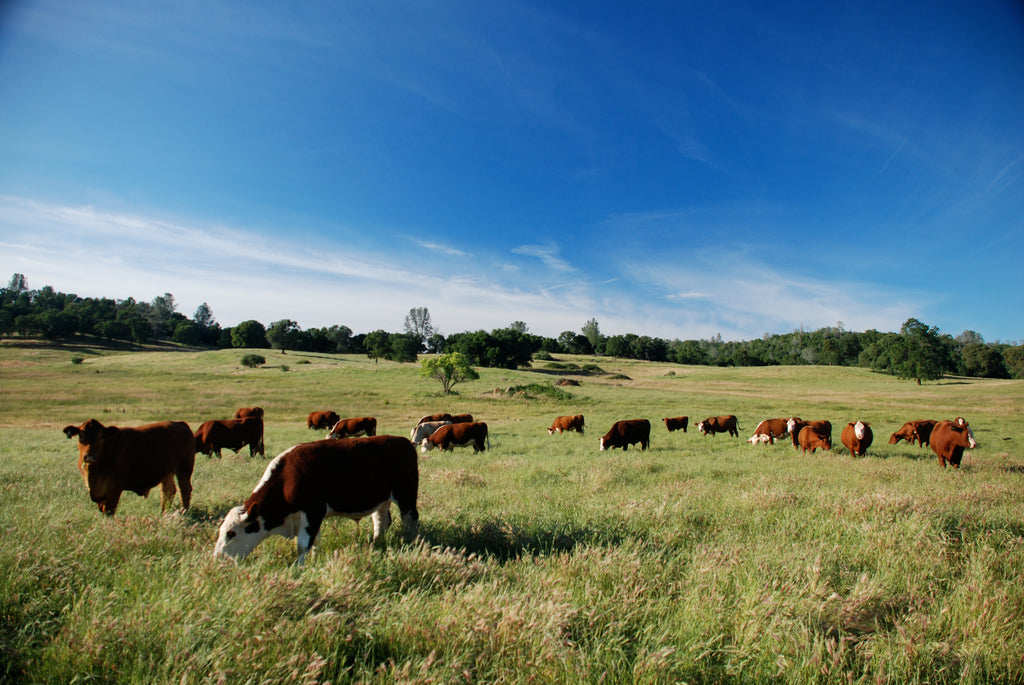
888,420,937,447
788,419,832,449
194,416,265,458
747,418,793,445
549,415,585,435
599,419,651,451
929,417,978,469
235,406,264,420
420,422,489,453
416,412,474,426
840,421,873,457
307,410,340,430
798,425,831,453
662,416,688,433
63,419,195,516
697,415,740,438
410,420,451,444
327,416,377,439
213,436,419,564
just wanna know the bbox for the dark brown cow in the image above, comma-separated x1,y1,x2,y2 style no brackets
327,416,377,439
696,415,740,438
798,425,831,453
747,418,792,444
888,420,937,447
788,419,832,449
450,413,474,424
929,417,978,469
194,417,265,458
62,419,195,516
421,422,489,453
549,415,585,435
307,410,340,430
840,421,873,457
416,412,474,426
213,436,419,564
235,406,264,420
599,419,651,451
662,416,688,433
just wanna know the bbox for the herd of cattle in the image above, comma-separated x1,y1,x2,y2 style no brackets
61,407,979,563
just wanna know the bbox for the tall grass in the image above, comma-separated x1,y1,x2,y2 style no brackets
1,340,1022,683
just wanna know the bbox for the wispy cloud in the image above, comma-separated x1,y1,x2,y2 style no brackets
512,241,576,272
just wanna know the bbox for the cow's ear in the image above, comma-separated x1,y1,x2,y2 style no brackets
63,426,79,439
244,518,261,534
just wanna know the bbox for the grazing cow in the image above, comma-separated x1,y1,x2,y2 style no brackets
788,419,832,449
599,419,651,451
62,419,195,516
327,416,377,439
450,413,474,424
840,421,874,457
747,418,793,445
549,415,585,435
421,422,489,453
410,420,452,444
697,415,740,438
213,436,419,564
194,417,265,458
416,413,474,426
929,417,978,469
308,411,340,430
235,407,264,420
662,416,688,433
798,425,831,453
888,420,937,447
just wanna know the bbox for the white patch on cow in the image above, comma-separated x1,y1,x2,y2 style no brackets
966,426,977,449
787,418,798,435
599,437,607,451
748,433,770,444
253,447,295,494
854,421,866,440
420,437,435,453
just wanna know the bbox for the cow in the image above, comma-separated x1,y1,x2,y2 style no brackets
235,406,264,420
599,419,651,451
888,420,937,447
308,411,340,430
420,422,489,453
450,413,475,424
929,417,978,469
788,419,832,449
549,415,585,435
194,417,265,458
410,420,452,444
62,419,195,516
662,416,688,433
798,425,831,453
213,435,419,564
416,413,473,426
840,421,873,457
696,415,740,438
747,418,793,445
327,416,377,439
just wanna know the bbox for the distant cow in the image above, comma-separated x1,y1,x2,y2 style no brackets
889,420,937,448
929,417,978,469
235,407,264,420
549,415,585,435
662,417,688,433
63,419,195,516
840,421,873,457
327,416,377,439
798,425,831,453
416,413,473,426
194,417,265,458
410,420,451,444
213,436,419,564
599,419,651,451
788,419,832,449
307,411,340,430
697,415,739,438
747,418,792,445
421,422,489,453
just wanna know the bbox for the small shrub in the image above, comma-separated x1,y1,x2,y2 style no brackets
280,365,289,372
70,356,84,365
533,351,554,361
241,354,266,368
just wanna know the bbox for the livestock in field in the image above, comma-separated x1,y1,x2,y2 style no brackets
798,425,831,453
194,417,264,458
410,420,452,444
840,421,873,457
788,419,832,449
421,422,489,453
416,413,474,426
307,411,340,430
929,417,978,469
549,415,585,435
327,416,377,439
888,420,937,447
62,419,195,516
599,419,651,451
214,436,419,564
662,416,688,433
747,418,793,444
234,407,264,420
697,415,740,438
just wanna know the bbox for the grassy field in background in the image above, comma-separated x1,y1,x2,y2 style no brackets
1,339,1022,684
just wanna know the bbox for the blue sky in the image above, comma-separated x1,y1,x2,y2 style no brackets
1,1,1022,342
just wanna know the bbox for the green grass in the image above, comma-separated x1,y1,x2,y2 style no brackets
1,339,1023,683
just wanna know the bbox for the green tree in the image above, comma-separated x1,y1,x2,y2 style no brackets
420,352,479,394
231,320,268,349
390,333,420,363
266,319,302,352
581,318,602,353
193,302,215,328
403,307,434,351
1002,345,1024,379
171,321,203,346
364,329,391,362
895,318,951,384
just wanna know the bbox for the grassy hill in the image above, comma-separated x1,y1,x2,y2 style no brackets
1,339,1022,683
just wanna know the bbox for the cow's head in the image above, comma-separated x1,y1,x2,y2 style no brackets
951,418,978,449
854,421,868,440
888,431,903,445
63,419,121,512
326,421,344,439
599,437,608,451
420,437,436,453
214,505,271,561
696,421,707,434
786,418,799,435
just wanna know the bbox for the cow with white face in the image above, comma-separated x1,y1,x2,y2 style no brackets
840,420,873,457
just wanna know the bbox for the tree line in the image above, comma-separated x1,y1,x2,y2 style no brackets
2,274,1020,381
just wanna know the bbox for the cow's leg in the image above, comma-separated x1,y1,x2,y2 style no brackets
159,475,178,512
370,502,392,543
296,508,326,565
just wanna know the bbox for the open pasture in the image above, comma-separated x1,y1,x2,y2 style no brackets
1,341,1023,684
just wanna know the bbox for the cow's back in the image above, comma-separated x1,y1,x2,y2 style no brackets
120,421,195,487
